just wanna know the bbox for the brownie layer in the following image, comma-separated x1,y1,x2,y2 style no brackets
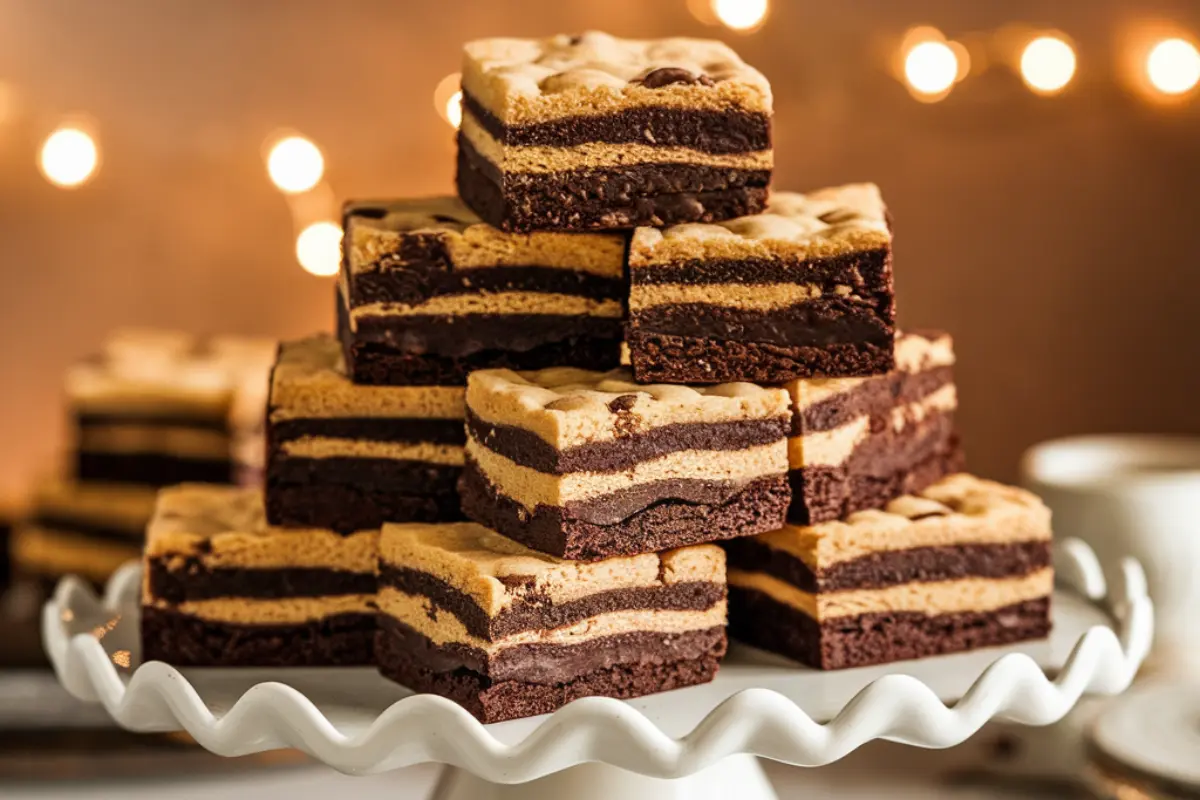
271,417,466,446
728,588,1050,670
381,564,724,639
457,136,769,232
379,615,722,723
147,560,375,604
266,478,463,532
349,264,624,307
27,514,145,545
462,91,770,152
77,412,228,432
724,537,1052,594
630,251,890,287
466,410,789,474
626,330,894,384
628,300,893,348
798,365,955,433
76,452,234,486
460,462,790,560
140,606,375,667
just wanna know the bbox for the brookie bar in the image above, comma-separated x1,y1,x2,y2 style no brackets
725,474,1053,669
376,521,727,723
266,334,466,532
339,196,625,385
461,366,791,560
456,31,772,232
141,485,377,667
626,184,896,384
786,330,963,523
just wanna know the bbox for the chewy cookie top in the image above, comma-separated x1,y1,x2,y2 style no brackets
467,366,790,447
631,183,891,264
342,197,624,275
145,484,376,571
757,474,1051,569
381,521,724,616
270,335,465,421
462,31,771,124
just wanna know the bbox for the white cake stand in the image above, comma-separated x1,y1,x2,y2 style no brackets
42,538,1151,800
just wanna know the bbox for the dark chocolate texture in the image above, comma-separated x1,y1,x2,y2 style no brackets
77,412,229,432
457,134,769,232
28,515,146,545
348,265,624,308
467,410,788,474
270,417,466,447
462,90,771,153
796,364,954,434
266,477,463,533
147,560,375,604
140,606,375,667
628,299,893,348
380,564,724,639
459,462,790,560
76,452,233,487
728,589,1051,670
630,250,890,287
626,331,895,384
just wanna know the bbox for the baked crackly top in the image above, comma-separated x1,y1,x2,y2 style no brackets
754,474,1052,570
631,183,891,264
380,520,725,617
462,31,772,124
269,334,465,421
342,196,624,275
467,366,790,447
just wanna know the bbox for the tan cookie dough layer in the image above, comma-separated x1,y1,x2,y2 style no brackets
630,185,889,264
758,474,1053,570
270,335,466,421
629,282,855,311
78,424,231,459
789,384,957,467
728,568,1053,621
12,526,140,582
345,196,625,276
380,587,726,652
30,478,158,532
463,32,771,125
381,521,724,615
467,366,789,448
347,293,623,319
467,436,786,508
147,594,375,625
785,331,955,411
280,437,464,466
460,114,773,174
147,525,377,574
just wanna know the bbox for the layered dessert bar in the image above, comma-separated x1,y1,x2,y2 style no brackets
10,478,156,587
461,367,791,560
141,485,377,667
339,196,624,385
725,474,1053,669
786,330,963,523
266,334,465,531
626,184,895,384
377,521,727,722
457,31,772,232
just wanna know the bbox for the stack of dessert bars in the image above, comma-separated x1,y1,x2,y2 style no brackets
140,32,1053,723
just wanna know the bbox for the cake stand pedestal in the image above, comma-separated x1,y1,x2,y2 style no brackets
42,539,1151,800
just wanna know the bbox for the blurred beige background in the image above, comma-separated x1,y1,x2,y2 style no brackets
1,0,1199,494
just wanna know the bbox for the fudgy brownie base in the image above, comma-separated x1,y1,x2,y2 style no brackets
625,329,895,384
459,461,790,561
728,588,1051,670
456,136,769,233
377,616,725,723
76,452,234,487
140,606,375,667
266,481,462,533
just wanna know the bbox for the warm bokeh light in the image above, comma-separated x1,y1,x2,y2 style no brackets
446,90,463,129
295,221,342,277
1020,36,1077,95
39,127,99,188
711,0,768,32
433,73,463,128
905,41,958,97
266,135,324,194
1147,38,1200,95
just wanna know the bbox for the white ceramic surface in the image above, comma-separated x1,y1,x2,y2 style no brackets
1022,434,1200,673
1088,680,1200,792
40,537,1149,800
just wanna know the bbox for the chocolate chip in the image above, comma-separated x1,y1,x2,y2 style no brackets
909,510,949,521
608,394,637,413
351,205,388,220
636,67,714,88
567,34,583,45
818,209,858,225
431,214,461,223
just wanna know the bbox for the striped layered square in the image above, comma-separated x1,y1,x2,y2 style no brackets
627,184,895,384
460,366,792,560
339,196,625,386
141,485,377,667
786,330,963,523
456,31,772,232
266,334,466,532
376,521,727,723
726,474,1053,669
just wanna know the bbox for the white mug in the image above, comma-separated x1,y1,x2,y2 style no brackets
1020,435,1200,676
